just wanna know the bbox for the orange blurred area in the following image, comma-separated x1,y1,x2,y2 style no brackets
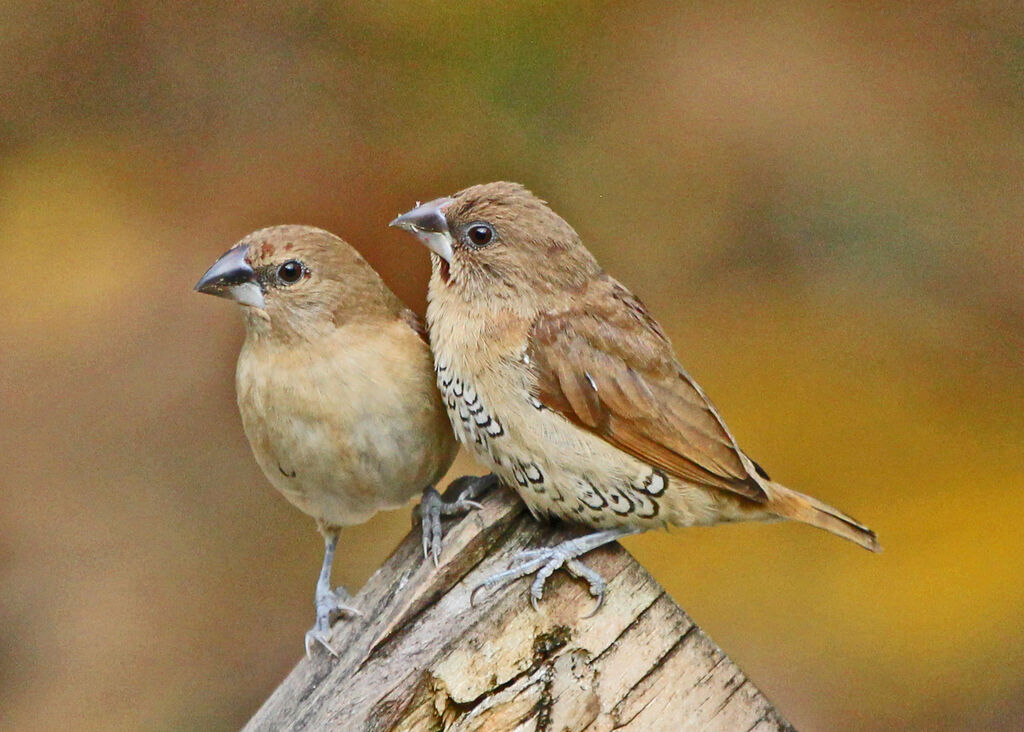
1,2,1021,730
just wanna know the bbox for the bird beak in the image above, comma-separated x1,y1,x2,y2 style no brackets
194,244,266,309
390,197,455,263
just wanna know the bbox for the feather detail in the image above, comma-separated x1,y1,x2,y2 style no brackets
527,274,768,505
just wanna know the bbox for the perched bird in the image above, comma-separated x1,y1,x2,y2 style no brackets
195,225,480,656
391,182,880,610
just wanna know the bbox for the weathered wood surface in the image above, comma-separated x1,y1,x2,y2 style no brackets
246,485,794,731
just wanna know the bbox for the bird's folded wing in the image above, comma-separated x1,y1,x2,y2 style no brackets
526,276,768,504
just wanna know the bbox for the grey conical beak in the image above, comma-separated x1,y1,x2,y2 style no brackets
194,244,265,308
390,197,455,262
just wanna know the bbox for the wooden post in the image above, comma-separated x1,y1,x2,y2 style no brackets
246,486,794,731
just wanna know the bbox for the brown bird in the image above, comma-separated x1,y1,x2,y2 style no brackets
391,182,880,610
195,225,483,656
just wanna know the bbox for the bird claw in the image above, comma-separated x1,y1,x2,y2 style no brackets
304,627,339,659
449,473,499,503
417,475,496,566
471,544,608,615
566,559,608,618
471,554,549,607
469,527,636,614
419,487,445,566
305,587,360,659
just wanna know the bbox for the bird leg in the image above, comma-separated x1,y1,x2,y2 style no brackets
449,472,500,503
416,474,498,566
471,526,641,615
304,527,361,659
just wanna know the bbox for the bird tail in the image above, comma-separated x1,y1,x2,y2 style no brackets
764,481,881,552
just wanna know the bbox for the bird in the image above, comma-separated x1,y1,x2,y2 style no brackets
390,182,880,611
194,224,487,656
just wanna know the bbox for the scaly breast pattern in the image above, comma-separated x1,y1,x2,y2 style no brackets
434,353,683,530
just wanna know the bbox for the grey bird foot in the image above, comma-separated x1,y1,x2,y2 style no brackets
416,474,498,566
304,587,361,659
470,527,639,616
447,472,499,503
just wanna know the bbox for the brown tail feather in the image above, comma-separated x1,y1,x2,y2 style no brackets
765,481,881,552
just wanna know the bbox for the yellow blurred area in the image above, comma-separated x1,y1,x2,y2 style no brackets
1,2,1021,730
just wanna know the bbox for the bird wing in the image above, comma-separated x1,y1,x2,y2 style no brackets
526,275,768,504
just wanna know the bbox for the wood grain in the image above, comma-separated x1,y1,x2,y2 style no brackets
245,485,794,731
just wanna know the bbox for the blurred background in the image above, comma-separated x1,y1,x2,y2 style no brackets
1,1,1021,729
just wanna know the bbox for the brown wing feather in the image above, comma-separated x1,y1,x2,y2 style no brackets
528,276,768,504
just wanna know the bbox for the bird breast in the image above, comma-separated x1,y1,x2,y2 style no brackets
235,321,454,527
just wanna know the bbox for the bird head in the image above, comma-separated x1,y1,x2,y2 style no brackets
195,225,400,339
390,182,600,304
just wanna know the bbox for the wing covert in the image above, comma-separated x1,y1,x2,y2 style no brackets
527,276,767,503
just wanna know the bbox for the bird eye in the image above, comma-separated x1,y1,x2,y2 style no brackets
277,260,304,284
466,223,495,247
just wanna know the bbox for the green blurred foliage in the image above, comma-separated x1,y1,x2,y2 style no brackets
1,2,1021,730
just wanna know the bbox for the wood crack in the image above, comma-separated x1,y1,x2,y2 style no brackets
610,623,697,719
243,488,792,732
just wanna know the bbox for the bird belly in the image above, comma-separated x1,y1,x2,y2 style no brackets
238,334,454,528
436,359,728,531
248,412,414,526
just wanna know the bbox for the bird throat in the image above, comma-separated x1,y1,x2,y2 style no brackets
436,257,451,284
